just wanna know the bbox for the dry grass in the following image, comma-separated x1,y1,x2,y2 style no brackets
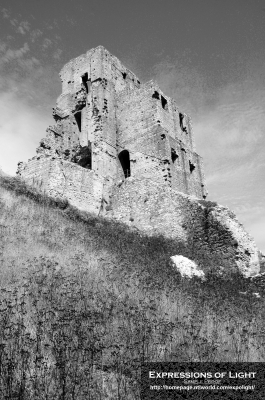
0,173,265,399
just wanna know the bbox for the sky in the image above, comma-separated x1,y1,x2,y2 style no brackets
0,0,264,252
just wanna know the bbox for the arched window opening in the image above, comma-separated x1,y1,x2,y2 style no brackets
118,150,131,178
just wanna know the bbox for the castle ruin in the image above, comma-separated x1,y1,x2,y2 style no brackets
18,46,206,213
18,46,262,278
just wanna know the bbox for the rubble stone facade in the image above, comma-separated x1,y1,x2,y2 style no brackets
17,46,206,214
17,46,261,277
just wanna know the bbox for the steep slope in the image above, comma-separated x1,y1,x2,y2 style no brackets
0,174,265,399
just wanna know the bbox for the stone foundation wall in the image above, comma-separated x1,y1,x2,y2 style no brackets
106,177,260,277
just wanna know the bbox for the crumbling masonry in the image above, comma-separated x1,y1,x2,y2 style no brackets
18,46,261,277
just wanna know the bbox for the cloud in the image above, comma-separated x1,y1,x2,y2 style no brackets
0,8,63,67
0,41,42,78
45,19,59,30
17,56,40,71
65,17,76,26
0,42,30,63
53,48,63,60
42,38,52,50
16,20,31,35
0,41,61,176
2,9,31,35
0,90,52,176
1,8,10,19
30,29,43,42
0,42,7,52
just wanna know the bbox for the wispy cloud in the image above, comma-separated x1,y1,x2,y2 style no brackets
65,16,76,26
0,42,30,63
2,8,31,35
1,8,10,19
53,48,63,60
42,38,52,50
30,29,43,42
0,8,61,61
16,20,31,35
0,41,7,52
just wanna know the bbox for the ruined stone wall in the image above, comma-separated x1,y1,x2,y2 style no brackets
106,177,260,277
116,81,206,198
35,46,141,180
17,156,112,214
116,83,166,184
19,45,206,202
54,46,141,181
19,47,143,212
59,46,140,97
167,136,206,199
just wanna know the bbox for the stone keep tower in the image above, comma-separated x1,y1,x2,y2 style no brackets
18,46,207,214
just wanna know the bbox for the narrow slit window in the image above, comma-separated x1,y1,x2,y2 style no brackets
74,111,82,132
81,73,91,93
171,148,178,163
161,96,168,110
118,150,131,178
179,112,187,132
189,160,196,173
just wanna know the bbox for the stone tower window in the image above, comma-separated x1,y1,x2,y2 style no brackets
171,148,178,163
74,111,82,132
161,96,168,111
81,72,91,93
189,160,195,173
179,112,187,132
118,150,131,178
152,91,160,100
72,143,92,169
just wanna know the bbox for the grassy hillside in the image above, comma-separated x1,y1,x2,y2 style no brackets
0,173,265,399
